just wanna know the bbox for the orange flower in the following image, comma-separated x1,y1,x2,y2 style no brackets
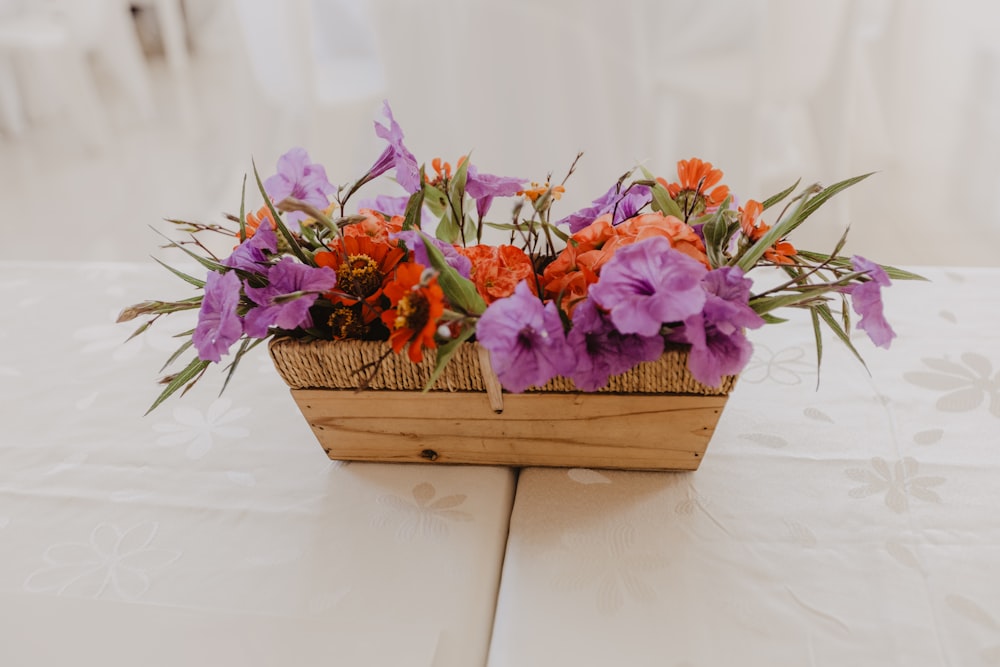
518,182,565,203
541,212,709,313
343,208,403,244
314,236,406,321
604,212,710,269
426,156,466,186
457,244,537,303
658,157,730,218
739,200,797,265
243,206,276,239
381,262,446,363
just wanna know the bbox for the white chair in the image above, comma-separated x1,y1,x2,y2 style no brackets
0,0,155,146
228,0,388,178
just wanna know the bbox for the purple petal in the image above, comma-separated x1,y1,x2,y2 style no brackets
589,237,708,336
847,255,895,348
193,270,243,362
477,281,573,392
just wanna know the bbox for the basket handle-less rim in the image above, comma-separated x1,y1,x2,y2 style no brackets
476,345,505,414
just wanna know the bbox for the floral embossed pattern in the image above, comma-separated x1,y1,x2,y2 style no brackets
374,482,473,541
904,353,1000,417
551,522,669,615
23,522,181,600
845,457,945,513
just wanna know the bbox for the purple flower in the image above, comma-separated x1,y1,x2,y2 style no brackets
557,183,652,233
391,230,471,279
193,269,243,363
243,257,338,338
465,163,526,218
370,101,420,193
264,148,336,229
566,298,664,391
847,255,895,349
476,281,574,392
357,194,410,217
668,266,765,387
589,237,708,337
223,222,277,272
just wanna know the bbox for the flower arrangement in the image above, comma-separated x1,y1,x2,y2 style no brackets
120,102,922,412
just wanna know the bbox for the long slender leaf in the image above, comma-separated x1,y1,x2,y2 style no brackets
810,307,823,389
795,250,927,281
787,172,874,235
701,198,733,269
734,188,816,271
422,325,476,392
761,179,801,210
150,226,230,274
815,303,869,372
402,173,426,231
125,320,154,343
749,290,830,314
146,356,210,415
251,159,309,264
160,338,194,373
153,257,206,288
419,231,486,315
219,336,266,396
238,173,247,243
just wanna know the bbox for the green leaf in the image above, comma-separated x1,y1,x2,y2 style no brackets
251,159,309,264
814,302,869,372
734,189,814,271
418,231,487,315
760,313,789,324
402,171,426,231
749,288,832,314
810,307,823,388
238,173,247,243
701,199,733,269
761,178,801,211
795,250,928,281
422,182,448,217
146,355,210,415
125,320,154,343
153,257,206,288
422,325,476,392
219,337,265,396
150,227,231,275
435,207,461,244
160,338,194,373
787,172,874,235
640,166,685,219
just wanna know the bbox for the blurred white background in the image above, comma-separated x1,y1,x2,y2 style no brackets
1,0,998,266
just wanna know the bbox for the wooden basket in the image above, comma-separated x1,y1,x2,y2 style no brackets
268,337,735,471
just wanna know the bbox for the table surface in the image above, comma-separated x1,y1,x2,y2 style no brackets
1,261,998,667
0,261,514,667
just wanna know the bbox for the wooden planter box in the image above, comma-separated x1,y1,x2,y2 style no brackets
268,338,735,471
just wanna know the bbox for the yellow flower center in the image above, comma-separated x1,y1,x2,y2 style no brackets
393,292,430,332
338,254,383,298
327,305,364,340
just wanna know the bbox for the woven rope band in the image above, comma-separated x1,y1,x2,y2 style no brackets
268,337,735,396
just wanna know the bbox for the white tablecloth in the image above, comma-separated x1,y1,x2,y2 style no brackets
0,261,515,667
4,261,997,666
488,267,1000,666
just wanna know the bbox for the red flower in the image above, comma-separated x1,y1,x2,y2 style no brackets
381,263,446,363
314,236,406,322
